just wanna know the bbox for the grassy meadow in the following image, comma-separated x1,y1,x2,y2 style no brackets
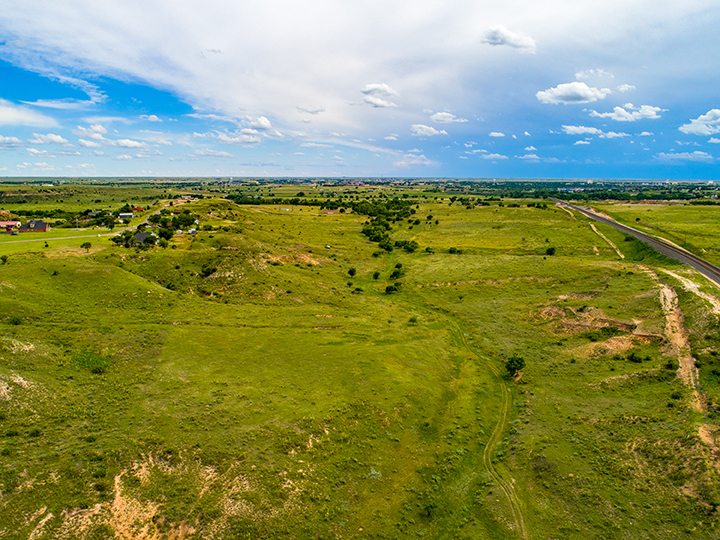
594,202,720,266
1,183,719,539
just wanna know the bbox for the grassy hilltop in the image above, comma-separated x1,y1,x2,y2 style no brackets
1,180,719,539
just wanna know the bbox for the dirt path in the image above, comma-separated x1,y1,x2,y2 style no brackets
647,270,704,412
555,203,576,219
589,223,624,259
451,323,528,540
661,269,720,315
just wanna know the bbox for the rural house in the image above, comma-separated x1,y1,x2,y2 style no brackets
134,232,156,245
18,220,50,233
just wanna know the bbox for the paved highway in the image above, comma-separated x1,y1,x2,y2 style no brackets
549,197,720,287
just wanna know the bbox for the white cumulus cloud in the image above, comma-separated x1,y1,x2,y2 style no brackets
655,151,713,162
481,25,536,53
217,132,261,144
115,139,147,148
600,131,630,138
0,135,23,145
537,82,611,104
28,133,69,144
411,124,447,137
245,116,272,130
430,112,467,123
79,139,103,148
617,84,636,93
478,153,508,160
562,125,603,135
679,110,720,135
489,132,505,137
361,84,399,108
574,140,591,145
525,146,536,151
590,104,664,121
709,138,720,143
73,124,107,140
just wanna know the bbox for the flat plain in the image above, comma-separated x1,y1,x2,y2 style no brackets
1,181,719,539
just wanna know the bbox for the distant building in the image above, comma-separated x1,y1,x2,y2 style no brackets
0,221,20,235
134,232,156,244
118,213,134,219
18,220,50,233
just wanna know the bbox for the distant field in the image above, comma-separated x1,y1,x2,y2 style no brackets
594,202,720,265
1,184,719,539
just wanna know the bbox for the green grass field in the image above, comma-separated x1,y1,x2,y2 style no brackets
594,202,720,265
1,185,719,539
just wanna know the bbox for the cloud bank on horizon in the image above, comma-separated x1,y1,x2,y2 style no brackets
0,0,719,179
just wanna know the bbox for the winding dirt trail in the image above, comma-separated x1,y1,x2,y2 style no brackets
451,323,528,540
661,269,720,315
640,267,703,411
656,280,705,412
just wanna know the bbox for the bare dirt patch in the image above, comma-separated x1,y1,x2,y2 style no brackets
698,425,720,473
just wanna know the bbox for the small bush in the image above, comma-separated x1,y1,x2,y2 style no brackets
546,247,556,256
76,351,113,374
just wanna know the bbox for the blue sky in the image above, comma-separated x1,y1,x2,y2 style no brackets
1,0,720,179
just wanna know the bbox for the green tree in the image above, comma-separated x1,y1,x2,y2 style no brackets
372,271,380,280
103,216,117,230
0,255,7,265
546,247,556,255
505,355,526,377
80,242,91,253
348,267,356,277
